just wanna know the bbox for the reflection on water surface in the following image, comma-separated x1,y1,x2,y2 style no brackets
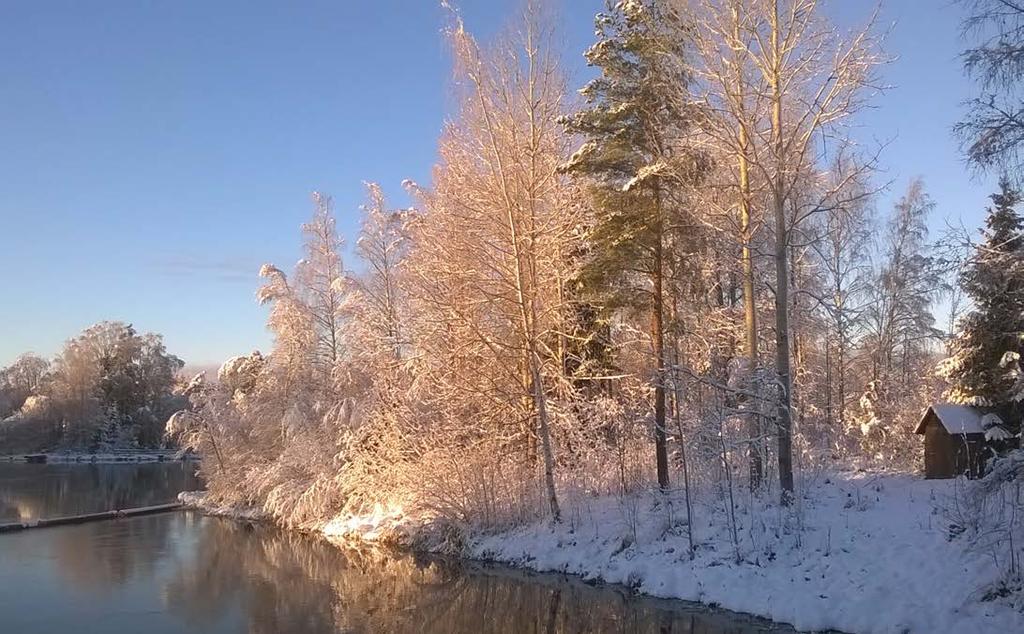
0,464,793,633
0,461,200,522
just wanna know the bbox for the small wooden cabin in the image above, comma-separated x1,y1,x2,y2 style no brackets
915,404,988,479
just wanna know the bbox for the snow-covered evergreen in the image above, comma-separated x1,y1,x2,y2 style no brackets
560,0,706,491
941,178,1024,421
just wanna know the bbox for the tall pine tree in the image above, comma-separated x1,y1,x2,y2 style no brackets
942,178,1024,423
560,0,704,489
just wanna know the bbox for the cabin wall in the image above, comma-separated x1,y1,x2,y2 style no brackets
924,420,954,479
923,416,987,479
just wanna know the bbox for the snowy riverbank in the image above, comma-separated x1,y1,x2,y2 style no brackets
464,471,1022,634
183,469,1024,633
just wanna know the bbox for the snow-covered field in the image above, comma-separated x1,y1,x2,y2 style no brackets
461,470,1021,634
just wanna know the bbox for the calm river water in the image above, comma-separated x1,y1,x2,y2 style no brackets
0,463,794,633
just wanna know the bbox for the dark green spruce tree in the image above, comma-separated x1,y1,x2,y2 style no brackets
942,178,1024,432
560,0,705,489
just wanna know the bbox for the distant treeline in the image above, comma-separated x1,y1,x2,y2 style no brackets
0,321,184,453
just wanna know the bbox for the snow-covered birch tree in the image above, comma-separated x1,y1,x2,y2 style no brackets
342,182,412,368
957,0,1024,181
732,0,883,502
295,192,347,381
405,2,578,522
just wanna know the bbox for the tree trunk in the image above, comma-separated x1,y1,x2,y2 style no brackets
531,354,561,522
825,331,833,428
670,326,697,558
770,0,795,504
739,112,762,492
837,333,847,431
525,359,538,464
773,193,795,503
730,1,762,492
653,188,670,490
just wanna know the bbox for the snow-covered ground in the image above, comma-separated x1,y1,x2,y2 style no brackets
462,470,1022,634
177,491,268,521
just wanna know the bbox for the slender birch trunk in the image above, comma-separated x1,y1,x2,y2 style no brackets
735,4,762,491
769,0,795,503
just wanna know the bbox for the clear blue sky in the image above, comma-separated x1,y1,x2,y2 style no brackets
0,0,999,367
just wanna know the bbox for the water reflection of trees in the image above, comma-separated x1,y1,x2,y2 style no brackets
164,517,789,634
5,466,783,632
50,513,176,595
0,462,200,522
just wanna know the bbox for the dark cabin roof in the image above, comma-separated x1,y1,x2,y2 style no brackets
915,404,986,435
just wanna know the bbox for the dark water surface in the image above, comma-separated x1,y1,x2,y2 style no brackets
0,464,795,634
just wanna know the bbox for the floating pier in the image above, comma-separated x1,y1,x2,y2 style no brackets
0,502,183,533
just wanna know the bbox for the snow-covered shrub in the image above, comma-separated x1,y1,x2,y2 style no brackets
946,450,1024,610
217,352,266,400
18,394,51,418
850,379,925,471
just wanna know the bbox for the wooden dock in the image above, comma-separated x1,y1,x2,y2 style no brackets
0,502,183,533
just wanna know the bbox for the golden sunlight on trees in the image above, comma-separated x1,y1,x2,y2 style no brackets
154,5,1022,583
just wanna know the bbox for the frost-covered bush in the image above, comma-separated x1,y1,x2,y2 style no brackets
18,394,51,418
946,450,1024,609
